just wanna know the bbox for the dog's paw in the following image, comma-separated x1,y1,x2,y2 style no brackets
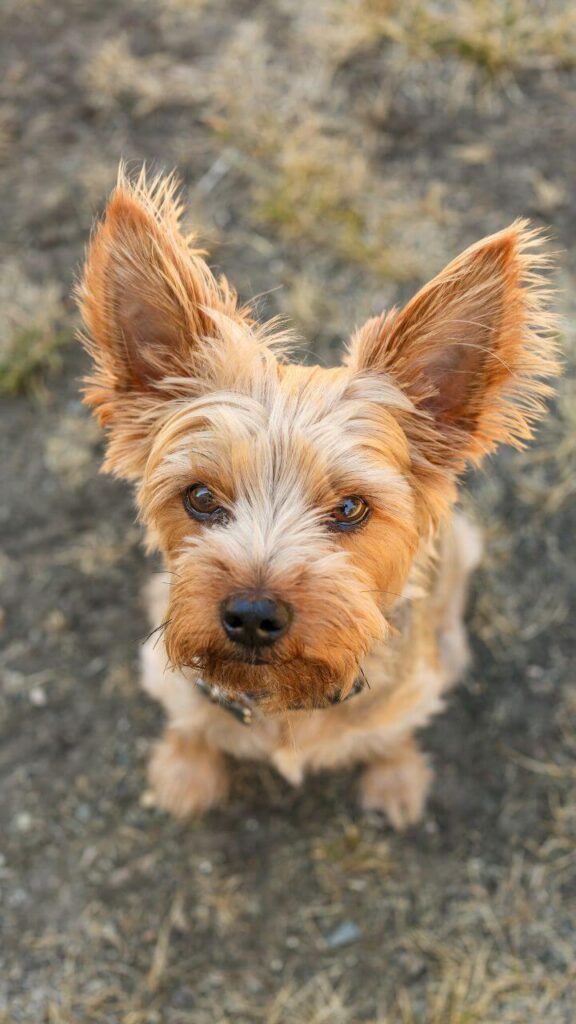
147,731,229,819
359,744,432,830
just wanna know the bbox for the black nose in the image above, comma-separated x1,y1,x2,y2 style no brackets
221,592,292,648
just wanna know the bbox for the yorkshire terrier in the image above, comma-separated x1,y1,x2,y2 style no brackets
77,168,558,828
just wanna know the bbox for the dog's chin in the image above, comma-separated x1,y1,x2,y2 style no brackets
187,649,360,712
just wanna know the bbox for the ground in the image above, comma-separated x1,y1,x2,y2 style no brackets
1,2,575,1022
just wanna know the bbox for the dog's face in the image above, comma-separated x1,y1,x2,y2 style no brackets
138,360,420,709
78,170,556,711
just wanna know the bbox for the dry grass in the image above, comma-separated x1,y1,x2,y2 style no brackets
84,36,206,116
199,17,447,357
297,0,576,77
0,261,66,393
266,977,355,1024
396,946,575,1024
207,21,439,281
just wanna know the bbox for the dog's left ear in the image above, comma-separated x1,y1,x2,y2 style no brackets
77,167,253,478
348,222,559,472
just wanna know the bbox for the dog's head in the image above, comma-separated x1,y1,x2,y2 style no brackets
77,169,557,711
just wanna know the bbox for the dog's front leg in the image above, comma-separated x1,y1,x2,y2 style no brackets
148,728,229,818
359,736,431,830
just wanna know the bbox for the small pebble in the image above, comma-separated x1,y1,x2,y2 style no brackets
324,920,363,948
348,878,367,891
14,812,33,833
29,686,47,707
76,803,92,822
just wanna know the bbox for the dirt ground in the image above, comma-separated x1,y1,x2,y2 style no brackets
1,2,575,1022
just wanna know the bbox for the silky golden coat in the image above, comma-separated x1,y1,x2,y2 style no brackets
78,169,558,827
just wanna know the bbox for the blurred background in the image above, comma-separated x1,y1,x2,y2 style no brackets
1,2,575,1021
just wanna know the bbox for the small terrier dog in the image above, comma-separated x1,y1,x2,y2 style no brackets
77,169,558,828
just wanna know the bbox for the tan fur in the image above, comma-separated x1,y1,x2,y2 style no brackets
77,167,559,828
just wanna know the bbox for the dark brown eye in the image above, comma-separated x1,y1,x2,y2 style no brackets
183,484,228,523
328,496,370,530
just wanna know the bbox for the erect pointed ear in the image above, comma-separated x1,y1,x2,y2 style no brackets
348,222,559,473
76,167,251,477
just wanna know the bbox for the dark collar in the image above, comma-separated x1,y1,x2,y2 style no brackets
195,678,256,724
195,675,365,725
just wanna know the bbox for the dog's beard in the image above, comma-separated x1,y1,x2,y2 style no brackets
179,644,363,713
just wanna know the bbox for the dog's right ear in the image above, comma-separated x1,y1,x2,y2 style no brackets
348,222,558,476
76,168,250,478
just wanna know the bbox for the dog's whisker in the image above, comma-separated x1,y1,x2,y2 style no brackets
142,618,172,647
358,666,371,691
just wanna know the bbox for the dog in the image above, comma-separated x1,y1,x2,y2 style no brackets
77,167,558,828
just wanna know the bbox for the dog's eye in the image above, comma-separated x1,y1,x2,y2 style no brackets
328,496,369,530
183,484,228,523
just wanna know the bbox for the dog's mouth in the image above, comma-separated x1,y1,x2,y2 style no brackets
185,651,285,669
